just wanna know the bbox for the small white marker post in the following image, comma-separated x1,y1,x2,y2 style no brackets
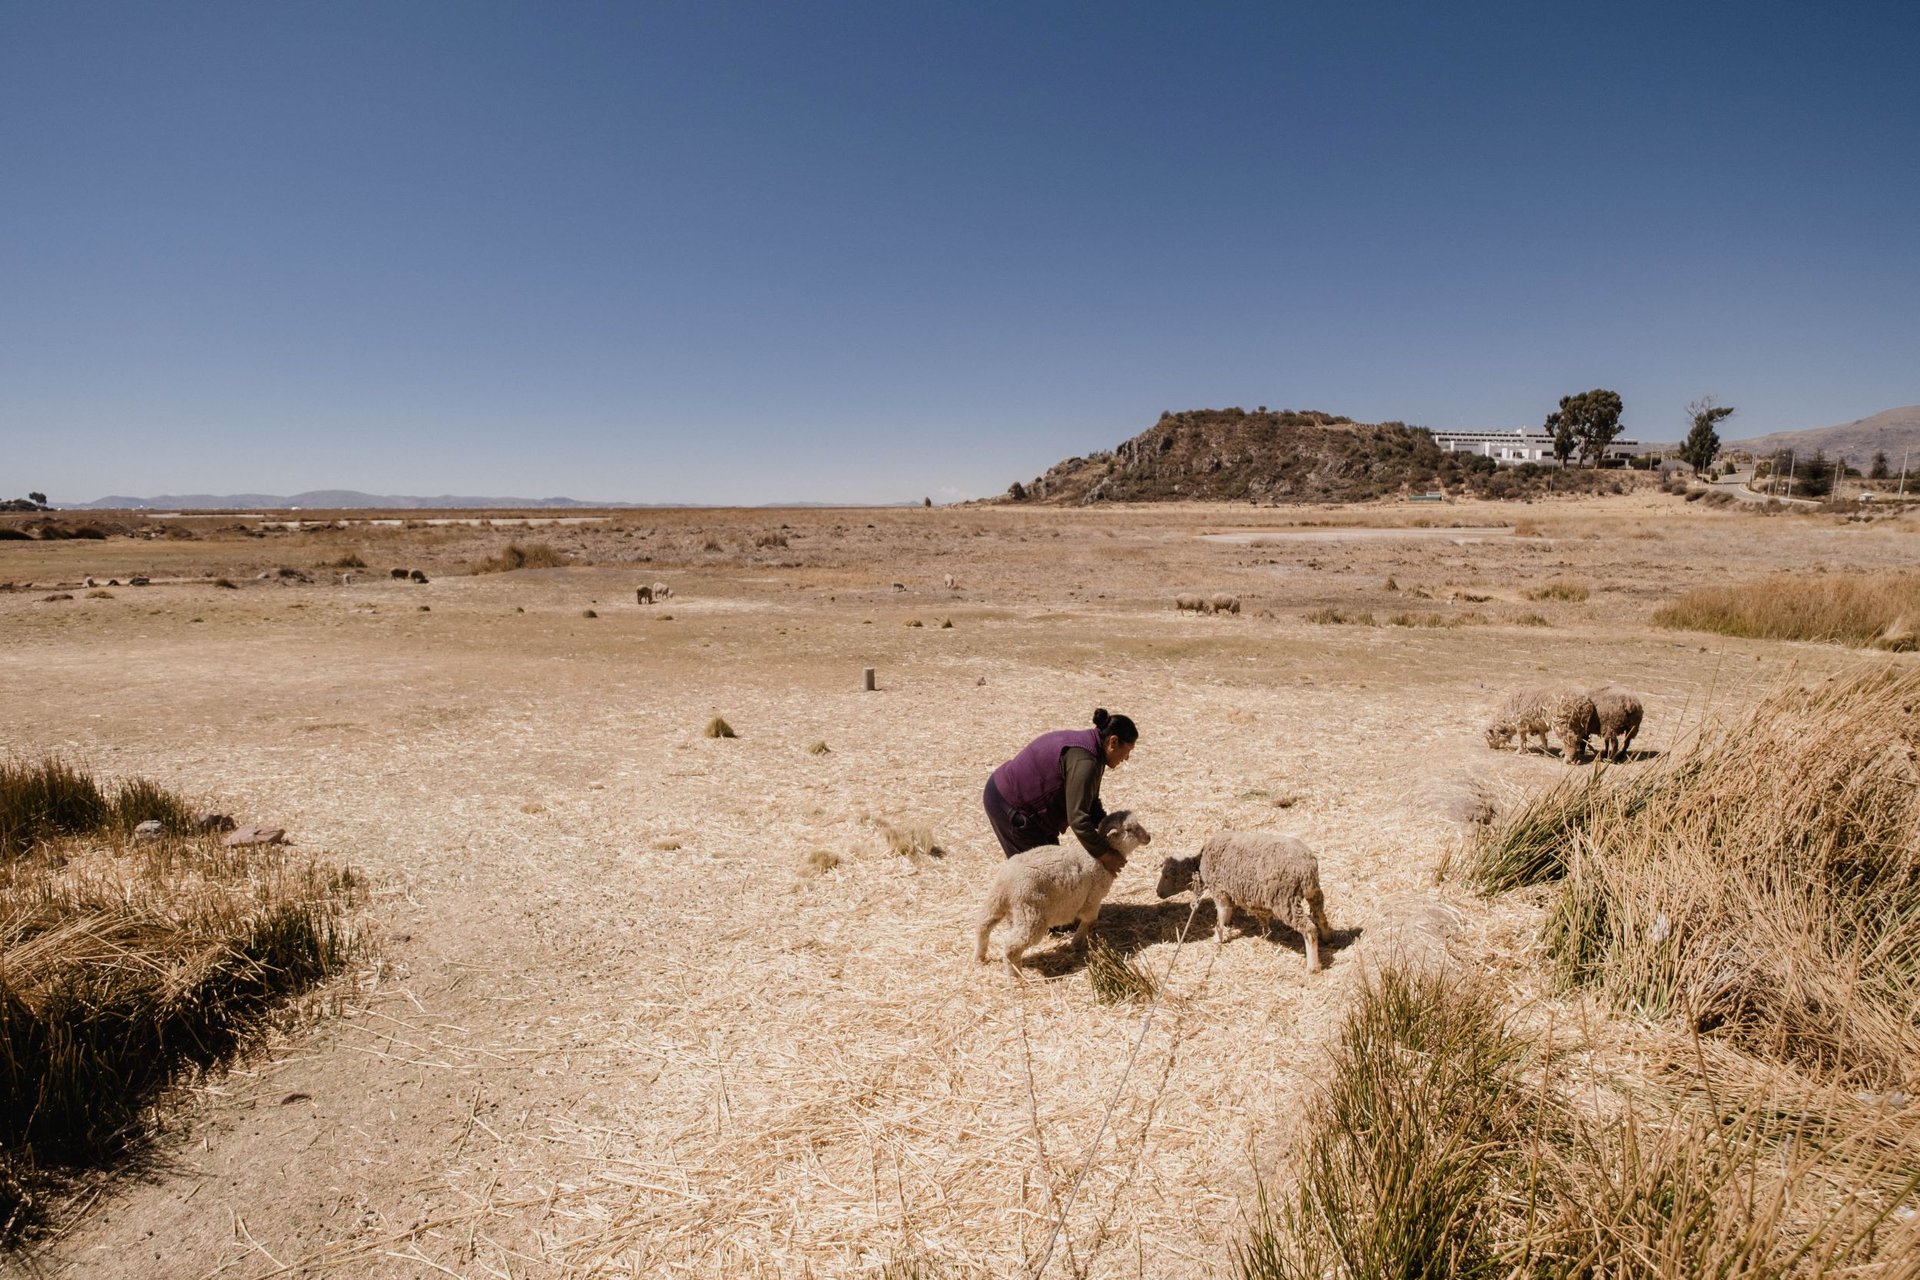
863,667,876,692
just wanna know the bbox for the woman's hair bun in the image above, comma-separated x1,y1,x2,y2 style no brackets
1092,708,1110,730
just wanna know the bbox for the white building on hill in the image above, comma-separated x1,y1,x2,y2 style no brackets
1429,428,1642,466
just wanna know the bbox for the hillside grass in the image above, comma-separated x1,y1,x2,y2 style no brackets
0,758,365,1240
1653,573,1920,648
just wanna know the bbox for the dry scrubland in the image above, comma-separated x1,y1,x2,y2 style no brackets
2,492,1919,1277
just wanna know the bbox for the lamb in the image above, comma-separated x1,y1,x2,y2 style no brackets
1209,594,1241,615
1484,686,1596,763
1585,684,1644,762
1154,832,1333,972
1174,594,1208,613
974,812,1153,969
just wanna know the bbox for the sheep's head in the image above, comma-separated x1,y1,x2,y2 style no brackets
1099,811,1152,855
1154,855,1200,899
1484,719,1514,749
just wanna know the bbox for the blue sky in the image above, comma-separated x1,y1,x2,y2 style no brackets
3,2,1915,504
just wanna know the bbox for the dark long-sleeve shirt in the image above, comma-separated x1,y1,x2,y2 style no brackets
1060,746,1115,859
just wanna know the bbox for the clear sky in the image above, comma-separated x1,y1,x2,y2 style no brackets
3,2,1916,504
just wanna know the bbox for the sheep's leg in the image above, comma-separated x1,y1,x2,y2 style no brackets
1001,909,1050,970
1301,891,1331,972
974,909,1002,964
1211,891,1235,944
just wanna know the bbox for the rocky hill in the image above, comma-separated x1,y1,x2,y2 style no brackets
1004,408,1628,504
1730,406,1920,471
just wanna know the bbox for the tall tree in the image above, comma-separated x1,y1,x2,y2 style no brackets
1545,409,1576,467
1870,451,1891,481
1680,397,1736,474
1551,390,1625,467
27,491,46,506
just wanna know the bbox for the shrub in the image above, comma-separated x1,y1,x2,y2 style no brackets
213,578,238,590
878,821,942,859
1523,579,1590,602
321,553,366,569
473,542,568,574
801,849,841,877
1654,573,1920,648
0,758,108,857
703,716,736,739
753,532,788,549
807,741,831,755
1303,608,1376,626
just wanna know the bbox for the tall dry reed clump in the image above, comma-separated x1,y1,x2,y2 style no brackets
0,757,364,1239
1653,573,1920,648
1238,963,1920,1278
1464,665,1920,1086
472,541,570,574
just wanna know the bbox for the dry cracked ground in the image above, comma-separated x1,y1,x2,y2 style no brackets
2,494,1914,1278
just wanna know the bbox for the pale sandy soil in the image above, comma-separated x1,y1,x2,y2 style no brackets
1,493,1915,1278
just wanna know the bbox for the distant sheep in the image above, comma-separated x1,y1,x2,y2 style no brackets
651,581,672,599
943,573,958,591
974,813,1153,969
390,568,409,580
1174,594,1208,613
1485,686,1596,763
636,585,654,604
409,570,429,584
1209,594,1241,615
1155,831,1333,972
1585,685,1644,762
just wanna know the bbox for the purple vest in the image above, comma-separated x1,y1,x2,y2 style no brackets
991,727,1103,834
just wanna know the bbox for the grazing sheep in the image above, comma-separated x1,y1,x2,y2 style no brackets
1485,686,1596,763
974,812,1153,969
636,585,654,604
409,569,430,584
1155,832,1333,972
1209,594,1241,615
390,568,409,580
943,573,958,590
1586,684,1644,762
1174,593,1208,613
651,581,672,599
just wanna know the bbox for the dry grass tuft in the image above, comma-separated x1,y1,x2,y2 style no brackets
800,849,841,877
1468,665,1920,1085
1654,573,1920,648
703,716,737,739
212,577,238,590
1303,608,1376,626
0,758,364,1238
582,608,598,618
84,589,112,599
1237,962,1920,1278
1084,936,1157,1004
1523,578,1590,602
473,542,570,574
807,740,831,755
878,821,943,859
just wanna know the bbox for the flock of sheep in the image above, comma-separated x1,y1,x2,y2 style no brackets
1483,683,1644,764
974,686,1648,980
1174,593,1241,614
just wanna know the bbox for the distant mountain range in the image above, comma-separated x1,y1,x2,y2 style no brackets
1729,406,1920,469
69,490,627,511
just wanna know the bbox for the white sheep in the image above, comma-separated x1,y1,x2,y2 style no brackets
1209,594,1241,615
943,573,958,591
651,581,672,599
1174,593,1208,613
1585,684,1644,762
1154,831,1333,972
1484,686,1596,763
974,812,1153,969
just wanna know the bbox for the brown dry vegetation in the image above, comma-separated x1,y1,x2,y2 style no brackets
2,491,1920,1276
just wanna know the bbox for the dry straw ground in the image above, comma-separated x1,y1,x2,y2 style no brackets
2,492,1918,1277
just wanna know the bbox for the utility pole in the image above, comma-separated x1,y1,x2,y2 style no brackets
1786,452,1796,499
1900,447,1910,498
